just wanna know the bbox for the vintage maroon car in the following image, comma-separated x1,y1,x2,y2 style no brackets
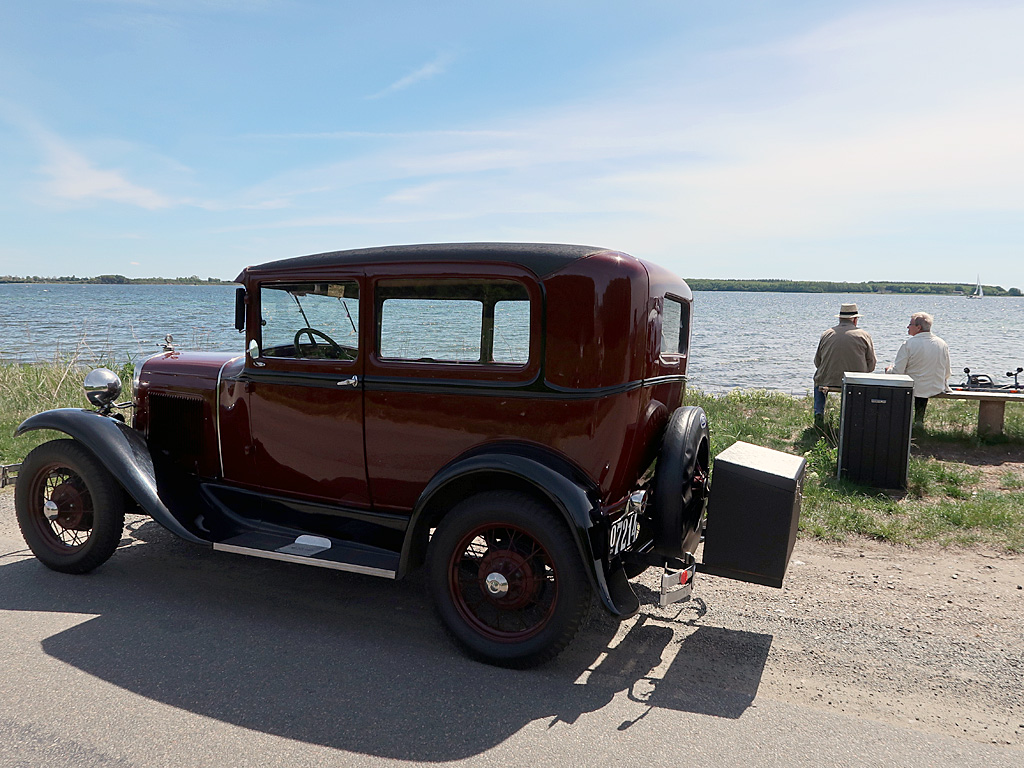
9,243,803,667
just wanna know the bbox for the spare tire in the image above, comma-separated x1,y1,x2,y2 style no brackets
651,406,710,558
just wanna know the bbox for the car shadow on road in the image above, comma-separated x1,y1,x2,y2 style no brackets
0,520,773,761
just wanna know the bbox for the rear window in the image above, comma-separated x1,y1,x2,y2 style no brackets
662,295,689,356
376,279,530,365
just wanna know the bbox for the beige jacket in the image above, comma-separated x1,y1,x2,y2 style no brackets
813,322,877,388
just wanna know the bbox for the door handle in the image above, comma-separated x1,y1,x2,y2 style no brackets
337,376,359,387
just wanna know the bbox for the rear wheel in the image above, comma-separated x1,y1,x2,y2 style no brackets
428,491,592,668
15,439,125,574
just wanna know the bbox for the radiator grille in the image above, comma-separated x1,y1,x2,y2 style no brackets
148,393,205,457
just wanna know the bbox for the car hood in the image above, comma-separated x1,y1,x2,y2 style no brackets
141,350,242,381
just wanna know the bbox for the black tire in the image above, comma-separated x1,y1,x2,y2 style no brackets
427,491,592,668
15,439,126,574
651,406,710,558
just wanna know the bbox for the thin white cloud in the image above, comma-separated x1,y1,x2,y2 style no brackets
242,129,515,140
0,102,308,213
366,53,453,100
0,102,173,209
37,133,173,209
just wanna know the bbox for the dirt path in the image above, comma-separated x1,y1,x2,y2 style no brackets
634,536,1024,746
920,442,1024,491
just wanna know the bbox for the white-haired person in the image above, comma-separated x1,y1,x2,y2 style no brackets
886,312,952,425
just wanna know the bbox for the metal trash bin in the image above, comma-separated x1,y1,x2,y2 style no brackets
837,372,914,488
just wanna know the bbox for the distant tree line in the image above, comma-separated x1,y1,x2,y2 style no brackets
686,278,1021,297
0,274,232,285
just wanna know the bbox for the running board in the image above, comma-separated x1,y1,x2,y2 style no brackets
213,532,398,579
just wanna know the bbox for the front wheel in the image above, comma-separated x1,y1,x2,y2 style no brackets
15,439,125,574
427,491,592,668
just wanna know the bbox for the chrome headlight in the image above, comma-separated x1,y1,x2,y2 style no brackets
131,360,143,401
130,352,161,402
84,368,123,408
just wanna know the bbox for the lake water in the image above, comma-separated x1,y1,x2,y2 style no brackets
1,283,1022,395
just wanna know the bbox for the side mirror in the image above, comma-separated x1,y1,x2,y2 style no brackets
248,338,261,359
235,288,246,331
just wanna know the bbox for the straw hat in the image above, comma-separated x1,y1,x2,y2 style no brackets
836,303,862,319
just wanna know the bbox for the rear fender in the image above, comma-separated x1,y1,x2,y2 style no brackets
401,450,639,618
15,408,206,544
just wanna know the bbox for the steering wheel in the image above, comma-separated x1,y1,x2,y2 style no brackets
293,327,344,359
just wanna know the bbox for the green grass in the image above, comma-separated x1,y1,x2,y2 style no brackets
999,470,1024,490
687,388,810,456
0,360,133,464
690,386,1024,553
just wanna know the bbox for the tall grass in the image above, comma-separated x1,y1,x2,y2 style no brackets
0,360,133,463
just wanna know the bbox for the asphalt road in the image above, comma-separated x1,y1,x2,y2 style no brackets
1,488,1021,768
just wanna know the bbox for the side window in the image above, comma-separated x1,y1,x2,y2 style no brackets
492,299,530,364
260,281,360,360
377,280,530,365
662,295,689,357
379,298,482,361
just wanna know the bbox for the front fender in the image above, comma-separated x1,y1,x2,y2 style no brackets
16,409,206,544
400,451,639,618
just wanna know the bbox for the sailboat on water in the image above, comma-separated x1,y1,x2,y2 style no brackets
966,276,983,299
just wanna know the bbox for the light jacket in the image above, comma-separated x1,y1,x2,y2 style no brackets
891,331,952,398
813,322,876,388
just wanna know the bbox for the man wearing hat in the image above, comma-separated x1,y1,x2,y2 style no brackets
813,303,877,427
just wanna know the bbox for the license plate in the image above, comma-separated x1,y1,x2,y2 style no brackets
608,510,640,557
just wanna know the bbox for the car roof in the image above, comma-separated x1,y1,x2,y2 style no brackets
237,242,613,281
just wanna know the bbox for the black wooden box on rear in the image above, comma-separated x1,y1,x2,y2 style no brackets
701,441,805,589
837,372,914,489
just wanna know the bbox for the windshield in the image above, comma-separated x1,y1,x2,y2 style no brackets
260,281,360,360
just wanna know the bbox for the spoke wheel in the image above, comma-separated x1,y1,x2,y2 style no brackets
449,523,557,641
15,440,125,574
429,491,592,668
30,467,94,551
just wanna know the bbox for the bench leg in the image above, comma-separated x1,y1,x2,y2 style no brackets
978,400,1006,437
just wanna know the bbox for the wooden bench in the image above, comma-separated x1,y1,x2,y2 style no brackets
933,389,1024,436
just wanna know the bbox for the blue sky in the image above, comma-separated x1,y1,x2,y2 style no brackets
1,0,1022,290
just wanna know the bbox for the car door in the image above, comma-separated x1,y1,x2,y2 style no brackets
244,276,369,508
362,268,540,512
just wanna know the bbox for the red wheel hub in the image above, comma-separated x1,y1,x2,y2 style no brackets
48,481,92,531
477,549,543,610
447,522,558,642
